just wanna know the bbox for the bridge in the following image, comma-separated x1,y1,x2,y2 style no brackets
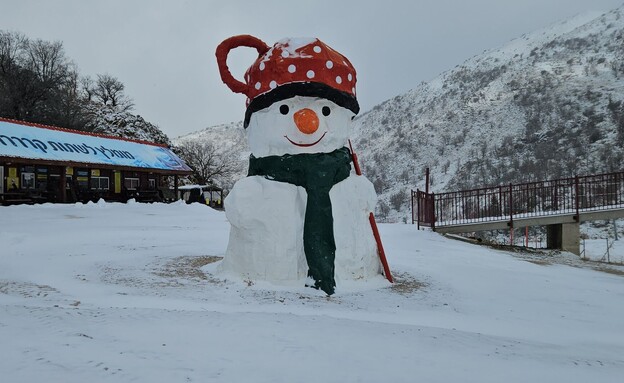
412,171,624,255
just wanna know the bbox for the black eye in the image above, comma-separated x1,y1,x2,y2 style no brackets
280,105,289,115
322,106,331,116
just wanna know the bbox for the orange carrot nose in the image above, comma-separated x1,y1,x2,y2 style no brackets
293,108,319,134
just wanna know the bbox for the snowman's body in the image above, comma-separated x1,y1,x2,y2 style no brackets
219,96,381,287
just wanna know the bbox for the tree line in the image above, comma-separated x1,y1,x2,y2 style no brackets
0,30,138,134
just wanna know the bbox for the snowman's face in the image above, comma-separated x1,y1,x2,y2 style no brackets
247,96,354,157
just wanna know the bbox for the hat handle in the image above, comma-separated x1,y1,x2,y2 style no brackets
216,35,270,96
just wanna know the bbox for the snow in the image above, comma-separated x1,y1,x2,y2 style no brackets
276,37,317,58
1,201,624,382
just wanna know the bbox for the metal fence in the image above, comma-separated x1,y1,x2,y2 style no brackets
413,171,624,229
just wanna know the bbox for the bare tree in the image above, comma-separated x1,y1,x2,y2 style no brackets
80,75,95,102
0,31,39,119
26,39,68,84
0,29,165,136
174,140,238,185
0,31,76,125
0,30,28,72
93,73,133,111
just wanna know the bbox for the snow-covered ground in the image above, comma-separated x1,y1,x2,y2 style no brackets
1,201,623,382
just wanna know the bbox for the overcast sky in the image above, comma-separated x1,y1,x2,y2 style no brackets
1,0,623,138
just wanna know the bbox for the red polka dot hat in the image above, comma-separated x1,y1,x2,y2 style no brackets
216,35,359,127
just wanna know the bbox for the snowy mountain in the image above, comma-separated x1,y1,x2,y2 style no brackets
178,6,624,222
353,6,624,222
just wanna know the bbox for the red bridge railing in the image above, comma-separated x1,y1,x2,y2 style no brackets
412,171,624,228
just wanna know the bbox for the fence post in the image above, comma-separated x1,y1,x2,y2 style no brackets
414,189,418,229
508,183,514,245
615,173,622,205
430,192,436,231
575,175,580,222
508,183,514,228
476,188,480,221
499,185,503,217
553,180,558,211
412,189,416,226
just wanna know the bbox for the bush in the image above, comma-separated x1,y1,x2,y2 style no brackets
389,190,407,211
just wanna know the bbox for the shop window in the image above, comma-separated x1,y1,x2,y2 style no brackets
21,172,35,189
36,172,48,190
48,175,60,191
124,178,140,190
77,177,89,191
90,177,110,190
75,170,89,191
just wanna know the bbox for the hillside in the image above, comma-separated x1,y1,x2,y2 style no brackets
353,7,624,222
87,106,172,146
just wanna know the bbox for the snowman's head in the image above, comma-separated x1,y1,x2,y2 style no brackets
247,95,354,157
216,36,361,156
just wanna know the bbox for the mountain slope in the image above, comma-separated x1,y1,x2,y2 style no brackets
352,6,624,222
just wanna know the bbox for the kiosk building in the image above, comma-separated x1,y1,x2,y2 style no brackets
0,117,192,205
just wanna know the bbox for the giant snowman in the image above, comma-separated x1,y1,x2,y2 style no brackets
216,35,387,295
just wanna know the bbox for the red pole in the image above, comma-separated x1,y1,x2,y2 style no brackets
369,213,393,283
348,140,393,283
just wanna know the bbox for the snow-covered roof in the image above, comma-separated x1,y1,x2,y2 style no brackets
0,118,192,173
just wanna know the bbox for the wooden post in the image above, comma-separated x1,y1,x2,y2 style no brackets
60,166,67,203
174,175,179,200
425,167,430,194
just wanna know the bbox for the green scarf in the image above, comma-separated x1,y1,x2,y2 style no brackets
248,147,352,295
